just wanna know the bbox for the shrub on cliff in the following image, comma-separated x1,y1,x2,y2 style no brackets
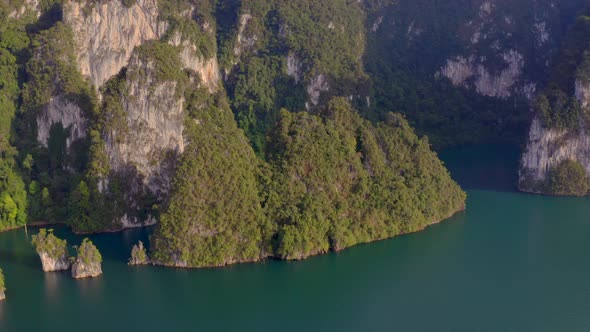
129,241,149,265
74,239,102,266
71,238,102,279
548,159,590,196
0,268,5,292
31,229,68,259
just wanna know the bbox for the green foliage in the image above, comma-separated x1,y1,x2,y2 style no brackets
68,181,92,230
0,9,30,231
535,90,583,130
548,159,589,196
152,96,465,265
221,0,366,152
133,41,187,86
274,0,366,80
74,238,102,265
0,268,4,292
535,5,590,130
151,91,269,267
0,162,27,230
22,22,93,114
159,0,217,59
266,98,465,259
231,55,305,154
31,228,68,259
129,241,149,265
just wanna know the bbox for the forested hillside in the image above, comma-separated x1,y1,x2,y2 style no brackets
6,0,589,266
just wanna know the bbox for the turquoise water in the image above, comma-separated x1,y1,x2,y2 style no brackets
2,145,590,331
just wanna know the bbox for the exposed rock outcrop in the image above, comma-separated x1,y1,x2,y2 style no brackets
71,239,102,279
71,260,102,278
63,0,168,89
520,78,590,193
440,50,526,99
169,33,220,91
31,229,71,272
8,0,40,19
103,48,186,227
234,13,256,57
128,241,149,265
36,96,87,149
306,74,329,109
38,252,72,272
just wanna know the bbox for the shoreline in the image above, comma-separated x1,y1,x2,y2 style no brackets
151,205,468,269
2,205,467,269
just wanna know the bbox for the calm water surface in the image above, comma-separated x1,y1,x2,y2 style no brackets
2,145,590,331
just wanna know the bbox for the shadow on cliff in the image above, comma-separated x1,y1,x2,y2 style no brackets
439,144,522,193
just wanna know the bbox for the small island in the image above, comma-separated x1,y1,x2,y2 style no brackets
0,268,5,301
31,229,71,271
71,239,102,279
128,241,149,265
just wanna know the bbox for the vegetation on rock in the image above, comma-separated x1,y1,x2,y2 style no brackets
548,160,589,196
0,267,5,294
266,98,466,259
71,238,102,278
129,241,149,265
151,90,269,267
73,238,102,266
31,228,68,259
151,97,465,266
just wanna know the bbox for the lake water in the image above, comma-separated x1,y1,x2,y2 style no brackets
2,145,590,331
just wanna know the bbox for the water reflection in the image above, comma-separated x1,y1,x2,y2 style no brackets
43,272,64,304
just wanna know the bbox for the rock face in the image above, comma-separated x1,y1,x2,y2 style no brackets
440,50,527,99
234,14,256,58
8,0,40,19
38,252,72,272
434,0,569,100
128,241,149,265
71,239,102,279
103,50,185,226
36,96,87,149
71,260,102,279
306,74,330,109
105,52,186,196
520,79,590,192
63,0,168,89
169,32,220,91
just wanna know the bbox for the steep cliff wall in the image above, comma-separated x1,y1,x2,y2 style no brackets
63,0,168,89
169,32,220,91
520,79,590,193
365,0,586,147
518,5,590,195
102,45,187,228
36,96,87,149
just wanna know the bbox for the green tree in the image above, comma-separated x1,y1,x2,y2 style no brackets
548,159,589,196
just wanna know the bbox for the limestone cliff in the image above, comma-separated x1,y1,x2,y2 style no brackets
38,251,71,272
63,0,168,89
101,45,187,228
168,32,220,91
71,239,102,278
36,96,87,149
433,0,573,100
8,0,40,19
71,260,102,278
520,79,590,193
